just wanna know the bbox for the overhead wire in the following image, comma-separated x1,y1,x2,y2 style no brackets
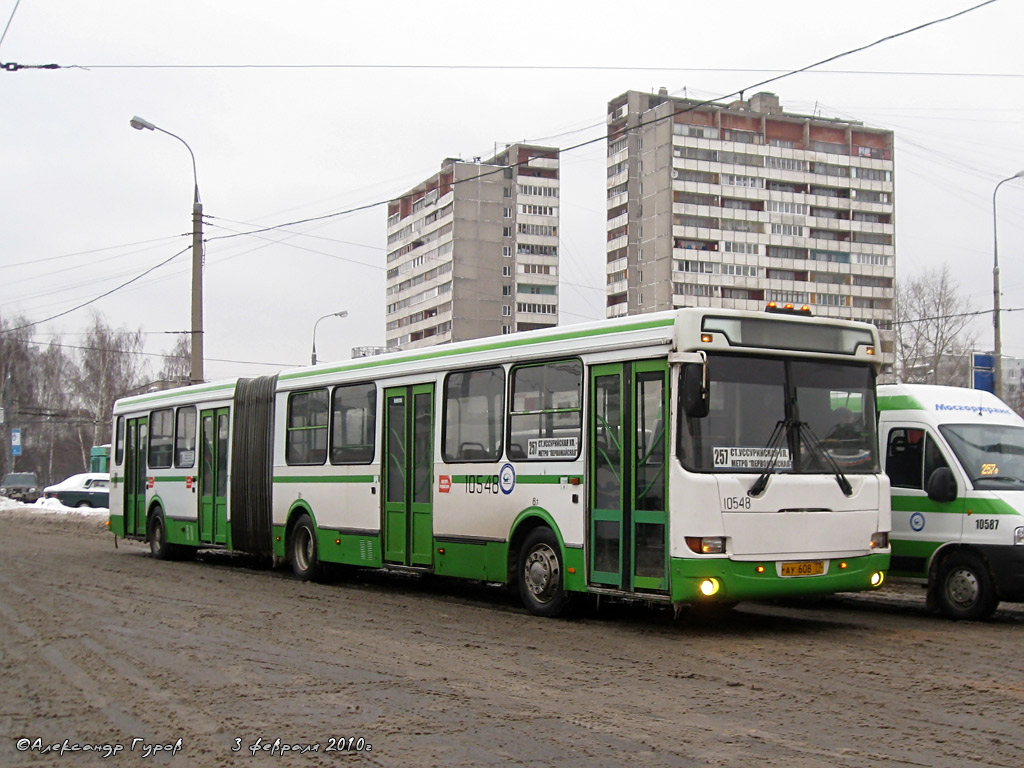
0,0,1001,344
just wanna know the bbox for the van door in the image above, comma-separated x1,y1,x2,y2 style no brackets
884,425,965,576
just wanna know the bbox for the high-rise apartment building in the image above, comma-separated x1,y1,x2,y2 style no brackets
606,90,895,356
386,144,560,350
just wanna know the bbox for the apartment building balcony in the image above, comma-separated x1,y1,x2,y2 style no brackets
526,157,559,170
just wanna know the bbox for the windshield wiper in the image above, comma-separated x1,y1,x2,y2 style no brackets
748,419,794,498
972,475,1024,485
798,422,853,496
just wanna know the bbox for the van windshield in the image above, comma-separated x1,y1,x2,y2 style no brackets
940,424,1024,489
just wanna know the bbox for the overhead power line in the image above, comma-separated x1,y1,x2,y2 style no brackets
0,0,999,334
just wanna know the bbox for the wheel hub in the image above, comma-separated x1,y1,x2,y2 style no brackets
947,568,980,607
524,545,559,600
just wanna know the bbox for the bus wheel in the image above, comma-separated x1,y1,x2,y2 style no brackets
148,512,173,561
290,514,321,582
518,527,572,618
936,552,998,621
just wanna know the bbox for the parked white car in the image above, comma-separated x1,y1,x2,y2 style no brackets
43,473,111,508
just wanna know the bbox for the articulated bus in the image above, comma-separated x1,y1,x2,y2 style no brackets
109,306,890,617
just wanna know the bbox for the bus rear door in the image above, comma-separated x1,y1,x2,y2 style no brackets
199,407,229,545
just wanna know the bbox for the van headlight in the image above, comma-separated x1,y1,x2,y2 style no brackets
1015,526,1024,546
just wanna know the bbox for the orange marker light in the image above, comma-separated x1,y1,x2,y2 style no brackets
755,565,766,574
700,333,714,343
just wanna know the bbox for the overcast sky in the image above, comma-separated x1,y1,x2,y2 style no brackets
1,0,1022,382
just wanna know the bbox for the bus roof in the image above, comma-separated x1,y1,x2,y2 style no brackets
114,306,879,411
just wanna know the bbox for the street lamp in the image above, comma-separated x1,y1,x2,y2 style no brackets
130,116,205,385
311,311,349,366
992,169,1024,401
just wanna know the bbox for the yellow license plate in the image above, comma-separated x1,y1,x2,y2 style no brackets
781,560,825,577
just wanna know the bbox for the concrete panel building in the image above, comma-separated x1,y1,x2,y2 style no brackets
606,90,895,358
386,144,559,350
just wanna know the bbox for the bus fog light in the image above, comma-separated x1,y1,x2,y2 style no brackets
1015,527,1024,546
700,578,720,596
870,532,889,549
870,571,885,587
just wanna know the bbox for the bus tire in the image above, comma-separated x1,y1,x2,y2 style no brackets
290,514,322,582
936,551,998,621
517,526,573,618
148,511,174,561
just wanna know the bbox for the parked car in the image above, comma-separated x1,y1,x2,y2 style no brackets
1,472,41,503
43,473,110,508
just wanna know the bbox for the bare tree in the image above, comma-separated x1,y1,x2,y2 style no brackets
894,264,976,386
75,314,147,449
159,334,191,387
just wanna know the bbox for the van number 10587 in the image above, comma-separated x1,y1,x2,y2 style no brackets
975,518,999,530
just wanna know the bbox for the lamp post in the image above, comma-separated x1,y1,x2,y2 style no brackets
992,169,1024,401
311,311,349,366
130,116,205,385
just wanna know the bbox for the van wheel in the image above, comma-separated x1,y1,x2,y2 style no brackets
290,514,322,582
517,527,573,618
936,551,998,620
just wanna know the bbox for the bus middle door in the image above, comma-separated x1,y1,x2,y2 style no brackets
199,407,230,545
382,384,434,567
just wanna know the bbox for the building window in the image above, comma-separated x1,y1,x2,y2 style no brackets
502,305,512,316
502,266,512,277
504,207,513,218
502,246,512,257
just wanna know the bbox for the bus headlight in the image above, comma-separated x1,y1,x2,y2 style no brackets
870,532,889,549
1015,526,1024,546
686,536,726,554
870,571,885,587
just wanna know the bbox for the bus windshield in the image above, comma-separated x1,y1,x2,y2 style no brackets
678,354,878,473
939,424,1024,489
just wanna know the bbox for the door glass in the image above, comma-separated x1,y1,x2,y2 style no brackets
593,375,622,510
635,372,665,512
217,413,229,497
413,392,432,504
634,523,665,579
202,415,215,498
387,397,407,503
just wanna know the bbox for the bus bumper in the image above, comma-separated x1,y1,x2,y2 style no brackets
670,552,891,603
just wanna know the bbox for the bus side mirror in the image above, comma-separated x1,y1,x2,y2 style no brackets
926,466,957,504
682,363,709,418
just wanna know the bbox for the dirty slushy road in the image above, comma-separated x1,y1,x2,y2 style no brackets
2,510,1022,768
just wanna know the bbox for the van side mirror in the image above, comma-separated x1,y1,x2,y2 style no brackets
926,466,957,504
682,363,709,418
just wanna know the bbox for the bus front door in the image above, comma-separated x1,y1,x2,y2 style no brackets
589,360,669,593
382,384,434,567
199,407,229,545
123,417,148,537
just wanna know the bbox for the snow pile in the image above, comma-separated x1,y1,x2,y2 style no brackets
0,496,109,518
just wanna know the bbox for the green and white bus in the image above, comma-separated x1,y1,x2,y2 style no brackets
109,306,890,617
